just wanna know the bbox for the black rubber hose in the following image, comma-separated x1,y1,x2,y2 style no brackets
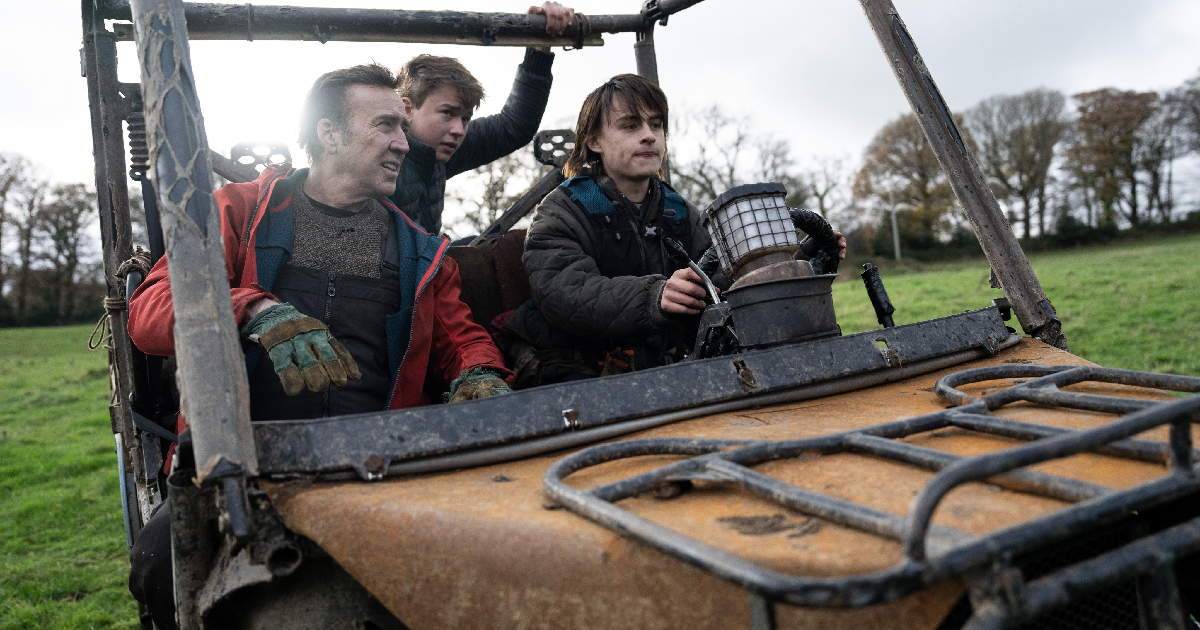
698,246,721,278
789,208,840,274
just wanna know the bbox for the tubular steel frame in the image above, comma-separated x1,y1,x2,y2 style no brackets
78,0,1098,626
543,366,1200,629
80,0,693,545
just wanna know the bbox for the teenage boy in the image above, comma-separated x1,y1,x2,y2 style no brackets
502,74,713,386
389,2,575,236
503,74,848,387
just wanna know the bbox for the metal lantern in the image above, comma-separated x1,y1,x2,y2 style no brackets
702,182,798,276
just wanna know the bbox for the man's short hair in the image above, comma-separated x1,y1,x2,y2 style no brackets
563,74,670,179
299,63,399,162
396,55,485,112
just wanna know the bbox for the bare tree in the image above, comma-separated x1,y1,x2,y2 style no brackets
672,105,752,206
1136,100,1184,223
805,155,848,221
966,88,1068,238
752,137,810,208
9,177,46,319
0,153,27,292
37,183,95,321
1170,71,1200,155
672,104,810,208
445,143,547,238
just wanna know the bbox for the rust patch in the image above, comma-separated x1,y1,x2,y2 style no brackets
259,338,1174,629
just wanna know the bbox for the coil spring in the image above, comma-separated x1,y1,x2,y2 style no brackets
128,108,149,181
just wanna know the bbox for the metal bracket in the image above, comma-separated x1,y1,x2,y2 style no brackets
642,0,669,26
204,458,255,544
533,129,575,167
1029,299,1068,351
230,142,291,172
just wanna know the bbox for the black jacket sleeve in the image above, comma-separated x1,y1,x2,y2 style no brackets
445,48,554,179
523,189,669,340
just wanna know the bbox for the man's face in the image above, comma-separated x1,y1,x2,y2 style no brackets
586,98,665,185
403,86,472,163
325,84,409,199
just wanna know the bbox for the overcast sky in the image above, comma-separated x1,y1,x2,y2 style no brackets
5,0,1199,194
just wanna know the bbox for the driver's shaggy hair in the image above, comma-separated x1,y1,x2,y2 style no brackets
563,74,670,180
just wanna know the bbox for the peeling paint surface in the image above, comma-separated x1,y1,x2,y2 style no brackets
263,339,1182,628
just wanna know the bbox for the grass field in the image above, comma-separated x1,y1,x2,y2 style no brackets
833,232,1200,377
0,233,1197,629
0,325,138,629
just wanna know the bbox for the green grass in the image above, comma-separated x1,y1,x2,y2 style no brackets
0,235,1195,630
832,232,1200,377
0,325,139,629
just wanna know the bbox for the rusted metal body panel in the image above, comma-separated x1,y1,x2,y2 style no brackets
264,339,1183,628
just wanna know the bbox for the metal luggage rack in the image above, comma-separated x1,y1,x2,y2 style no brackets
543,365,1200,630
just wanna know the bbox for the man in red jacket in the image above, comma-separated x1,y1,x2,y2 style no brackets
127,63,511,630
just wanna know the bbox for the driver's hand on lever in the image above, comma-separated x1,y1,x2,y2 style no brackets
661,268,708,316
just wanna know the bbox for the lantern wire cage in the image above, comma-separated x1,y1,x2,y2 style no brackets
705,183,798,274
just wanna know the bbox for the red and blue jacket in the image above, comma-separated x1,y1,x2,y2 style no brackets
128,166,512,419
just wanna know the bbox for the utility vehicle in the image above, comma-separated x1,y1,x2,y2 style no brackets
81,0,1200,628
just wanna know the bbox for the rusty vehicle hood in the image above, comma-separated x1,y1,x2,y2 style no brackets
263,339,1180,629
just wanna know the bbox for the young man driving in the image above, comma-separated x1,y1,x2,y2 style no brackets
502,74,714,386
503,74,848,387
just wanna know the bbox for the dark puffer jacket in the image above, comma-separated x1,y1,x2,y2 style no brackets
503,176,711,386
388,48,554,235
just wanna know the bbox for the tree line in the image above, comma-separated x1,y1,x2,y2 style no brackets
852,73,1200,259
447,70,1200,261
0,154,106,327
5,71,1199,326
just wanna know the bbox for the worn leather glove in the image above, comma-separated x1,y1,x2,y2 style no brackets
241,304,361,396
445,367,511,403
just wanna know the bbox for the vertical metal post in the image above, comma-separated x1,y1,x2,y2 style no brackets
891,208,901,260
633,24,660,85
634,5,671,184
114,434,135,548
128,0,258,489
857,0,1066,350
748,592,776,630
82,0,152,533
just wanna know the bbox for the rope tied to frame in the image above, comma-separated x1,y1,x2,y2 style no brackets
88,305,118,406
91,247,154,405
116,247,153,286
